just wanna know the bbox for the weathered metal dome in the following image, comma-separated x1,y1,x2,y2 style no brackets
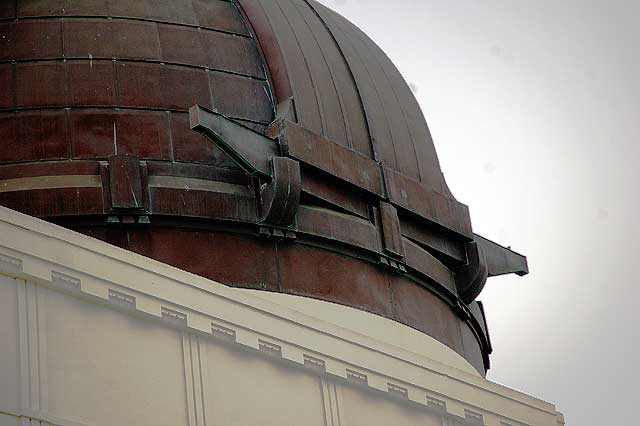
0,0,527,374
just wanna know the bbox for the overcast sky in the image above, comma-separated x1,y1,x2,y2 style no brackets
316,0,639,424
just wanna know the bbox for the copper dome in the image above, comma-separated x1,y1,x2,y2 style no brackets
0,0,527,374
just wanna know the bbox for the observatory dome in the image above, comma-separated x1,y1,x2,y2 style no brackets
0,0,527,374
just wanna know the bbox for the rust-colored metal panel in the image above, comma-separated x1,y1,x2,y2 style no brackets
194,0,250,35
201,30,265,78
399,214,467,265
108,154,143,210
99,161,112,212
307,0,451,192
385,167,473,239
17,60,117,108
0,161,100,179
64,18,163,61
288,0,372,156
209,71,273,123
237,0,294,104
299,168,370,219
0,1,16,19
63,0,109,16
0,187,103,217
402,237,456,293
332,13,420,179
380,202,404,258
259,157,301,226
331,144,382,195
110,19,161,60
157,23,208,67
150,188,257,222
246,0,323,134
0,20,62,61
455,241,488,304
460,322,487,375
272,118,331,168
144,0,198,26
0,175,100,195
105,0,146,19
70,109,119,158
119,61,215,111
115,111,171,159
127,229,279,291
62,19,114,58
0,22,10,61
468,301,490,349
146,161,250,185
0,114,18,161
334,13,422,180
70,109,171,160
0,110,69,163
160,65,212,110
274,0,349,146
296,205,380,253
362,29,452,195
67,60,116,106
115,61,162,109
15,62,67,108
308,1,394,167
170,112,233,167
0,64,14,109
277,243,395,318
107,0,197,25
389,275,465,356
17,0,62,17
13,0,197,25
28,115,68,156
271,119,384,196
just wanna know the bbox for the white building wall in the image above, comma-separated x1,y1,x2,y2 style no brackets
0,206,564,426
0,273,437,426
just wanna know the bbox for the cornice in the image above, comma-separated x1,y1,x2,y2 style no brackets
0,205,562,426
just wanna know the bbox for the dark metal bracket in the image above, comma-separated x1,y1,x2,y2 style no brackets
456,237,528,303
456,241,489,304
190,104,529,304
190,105,279,180
189,105,301,228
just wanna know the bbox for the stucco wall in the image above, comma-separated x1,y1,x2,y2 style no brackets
0,205,564,426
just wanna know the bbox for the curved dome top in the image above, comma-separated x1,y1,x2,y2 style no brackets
240,0,453,197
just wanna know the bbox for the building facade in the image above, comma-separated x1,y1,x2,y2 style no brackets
0,1,563,424
0,206,564,426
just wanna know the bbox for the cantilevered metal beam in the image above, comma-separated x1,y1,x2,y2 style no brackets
189,105,278,180
189,104,529,302
189,105,301,227
475,234,529,277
